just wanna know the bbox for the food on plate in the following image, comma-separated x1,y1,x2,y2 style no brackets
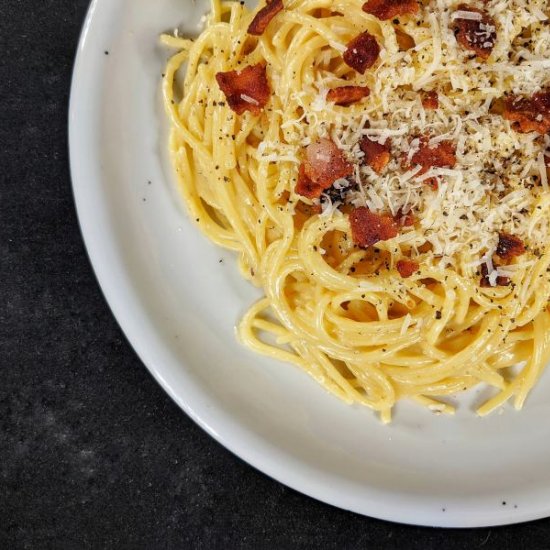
162,0,550,421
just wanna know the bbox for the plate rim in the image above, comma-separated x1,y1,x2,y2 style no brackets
68,0,550,528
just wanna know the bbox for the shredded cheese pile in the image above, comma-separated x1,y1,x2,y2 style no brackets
257,0,549,280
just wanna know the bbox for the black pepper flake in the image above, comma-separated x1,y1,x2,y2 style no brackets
435,311,442,320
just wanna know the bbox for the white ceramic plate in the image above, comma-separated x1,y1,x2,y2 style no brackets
69,0,550,527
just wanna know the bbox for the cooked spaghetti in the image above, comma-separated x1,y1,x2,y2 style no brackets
162,0,550,421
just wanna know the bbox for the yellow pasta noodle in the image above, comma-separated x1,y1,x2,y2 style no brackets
162,0,550,421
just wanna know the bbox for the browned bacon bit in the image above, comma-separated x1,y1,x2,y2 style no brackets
424,177,438,191
327,86,371,106
396,259,419,278
360,137,391,174
215,64,270,115
296,140,354,199
343,32,380,74
248,0,284,36
422,91,439,110
503,91,550,134
496,233,525,261
394,208,415,227
395,28,416,51
452,5,496,60
295,164,323,199
362,0,418,20
304,139,354,188
350,207,399,248
480,264,510,287
410,136,456,175
489,97,505,115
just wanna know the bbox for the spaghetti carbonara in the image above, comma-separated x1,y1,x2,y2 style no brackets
162,0,550,421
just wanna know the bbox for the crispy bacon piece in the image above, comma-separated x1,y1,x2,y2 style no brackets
248,0,283,35
304,139,354,188
327,86,371,106
452,5,496,60
422,91,439,110
360,137,392,174
295,139,353,198
396,259,419,278
496,233,525,261
503,91,550,134
295,164,322,199
480,264,510,287
395,28,416,51
350,207,399,248
362,0,419,20
343,32,380,74
489,97,505,115
409,136,456,175
394,208,415,227
215,64,270,115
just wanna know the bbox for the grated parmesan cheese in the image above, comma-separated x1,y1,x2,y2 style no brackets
451,11,483,21
257,0,550,270
240,94,259,105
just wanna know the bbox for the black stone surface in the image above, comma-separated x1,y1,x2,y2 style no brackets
2,1,550,548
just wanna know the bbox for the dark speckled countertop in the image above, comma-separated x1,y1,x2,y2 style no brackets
2,1,550,548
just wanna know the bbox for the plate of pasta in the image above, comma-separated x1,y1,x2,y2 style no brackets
70,0,550,527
